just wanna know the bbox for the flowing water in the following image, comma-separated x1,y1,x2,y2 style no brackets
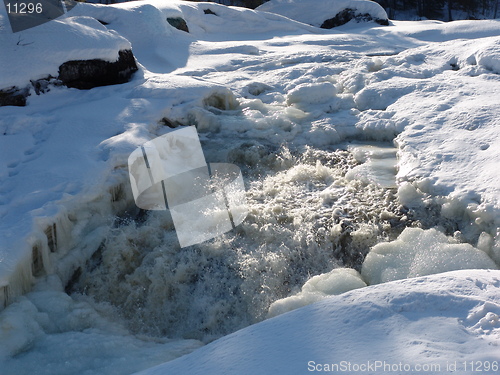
67,140,408,342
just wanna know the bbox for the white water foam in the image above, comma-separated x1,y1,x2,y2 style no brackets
67,144,407,342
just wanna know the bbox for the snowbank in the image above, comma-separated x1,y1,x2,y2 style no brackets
135,270,500,375
257,0,388,28
386,19,500,43
472,36,500,74
388,37,500,237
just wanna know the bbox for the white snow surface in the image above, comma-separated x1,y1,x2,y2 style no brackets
1,0,500,374
257,0,388,27
136,270,500,375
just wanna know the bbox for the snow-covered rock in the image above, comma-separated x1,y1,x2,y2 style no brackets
257,0,388,28
0,86,30,107
0,11,132,92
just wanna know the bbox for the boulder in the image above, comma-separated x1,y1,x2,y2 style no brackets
57,49,138,90
0,86,30,107
257,0,389,28
166,17,189,32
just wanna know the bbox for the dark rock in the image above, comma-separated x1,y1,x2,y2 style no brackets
0,86,30,107
158,117,179,128
58,49,138,90
1,49,138,106
376,18,390,26
320,8,389,29
167,17,189,32
203,8,217,16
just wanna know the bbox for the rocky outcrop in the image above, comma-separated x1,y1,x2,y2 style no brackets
58,49,138,90
320,8,389,28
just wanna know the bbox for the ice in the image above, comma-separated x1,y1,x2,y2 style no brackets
397,181,425,207
345,143,397,188
0,278,202,375
286,81,338,105
361,227,498,285
267,267,366,317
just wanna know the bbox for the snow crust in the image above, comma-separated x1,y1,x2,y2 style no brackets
136,270,500,375
257,0,388,27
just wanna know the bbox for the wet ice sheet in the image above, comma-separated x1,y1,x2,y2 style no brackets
345,143,397,188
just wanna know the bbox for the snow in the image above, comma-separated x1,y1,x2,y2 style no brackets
473,37,500,74
257,0,388,27
381,19,500,43
135,270,500,375
0,0,500,373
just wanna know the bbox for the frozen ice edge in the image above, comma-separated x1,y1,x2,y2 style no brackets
0,170,135,308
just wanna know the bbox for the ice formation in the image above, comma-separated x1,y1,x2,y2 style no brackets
361,227,498,285
267,267,366,318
